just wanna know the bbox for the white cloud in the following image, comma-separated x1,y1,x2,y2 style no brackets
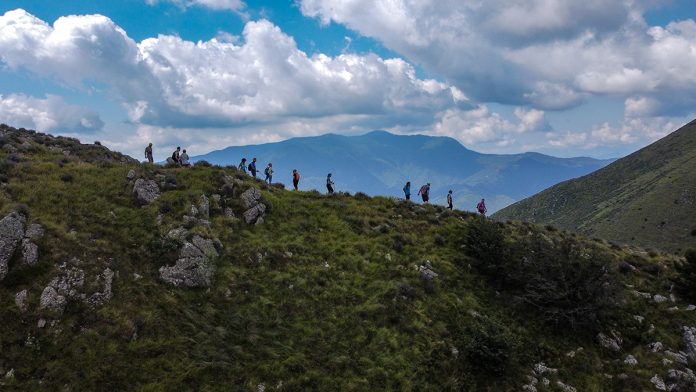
145,0,246,12
546,116,677,149
0,9,467,135
299,0,696,118
0,93,103,133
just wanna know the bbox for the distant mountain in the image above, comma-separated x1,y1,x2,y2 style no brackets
192,131,612,213
494,119,696,252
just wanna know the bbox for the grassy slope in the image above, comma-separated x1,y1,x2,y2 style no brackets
0,126,695,391
493,120,696,253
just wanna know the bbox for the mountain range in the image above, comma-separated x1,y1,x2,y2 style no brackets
193,131,612,213
494,119,696,253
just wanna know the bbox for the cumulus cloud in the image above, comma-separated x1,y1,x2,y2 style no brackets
299,0,696,118
546,116,677,149
0,9,467,134
0,94,104,133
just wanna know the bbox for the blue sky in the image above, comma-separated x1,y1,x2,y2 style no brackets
0,0,695,160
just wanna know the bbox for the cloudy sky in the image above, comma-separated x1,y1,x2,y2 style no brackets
0,0,694,160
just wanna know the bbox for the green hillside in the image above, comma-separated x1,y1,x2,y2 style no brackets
494,120,696,253
2,123,696,391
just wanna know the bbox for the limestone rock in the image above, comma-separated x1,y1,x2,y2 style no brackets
24,223,44,240
240,187,262,209
0,212,25,281
20,239,38,266
159,237,218,288
649,342,664,353
87,268,114,306
127,169,136,180
198,195,210,219
191,235,218,258
651,375,666,391
666,368,696,390
533,362,558,375
418,261,438,282
224,208,236,219
683,326,696,364
133,179,160,205
243,203,266,224
39,286,67,313
597,332,621,352
15,289,28,313
624,354,638,365
556,381,576,392
665,350,689,365
167,227,189,242
654,294,669,303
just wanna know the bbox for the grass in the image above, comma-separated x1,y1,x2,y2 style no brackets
0,125,696,391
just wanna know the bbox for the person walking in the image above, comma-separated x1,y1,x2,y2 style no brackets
249,157,258,178
238,158,247,174
326,173,335,194
447,190,453,210
180,149,191,167
403,181,411,201
292,169,300,190
264,163,273,184
171,146,181,165
477,198,487,216
418,183,431,203
145,143,153,164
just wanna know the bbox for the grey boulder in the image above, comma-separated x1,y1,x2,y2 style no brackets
0,212,25,281
240,187,262,209
133,179,160,205
243,203,266,224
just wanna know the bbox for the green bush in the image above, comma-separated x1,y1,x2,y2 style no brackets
464,217,508,282
457,315,523,378
675,249,696,302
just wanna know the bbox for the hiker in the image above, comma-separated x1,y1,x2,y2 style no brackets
249,157,258,178
403,181,411,201
180,149,190,168
145,143,153,164
447,190,453,210
418,183,431,203
326,173,335,194
171,146,181,164
292,169,300,190
477,198,487,216
238,158,247,174
264,163,273,184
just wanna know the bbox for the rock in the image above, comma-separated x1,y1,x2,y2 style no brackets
191,235,219,258
0,212,26,281
597,332,621,352
666,368,696,390
37,318,46,328
534,362,558,375
665,350,689,365
240,187,262,209
651,375,667,391
198,195,210,219
683,326,696,364
634,315,645,324
166,227,189,242
522,385,537,392
224,208,236,219
39,286,67,313
190,205,199,217
126,169,136,180
556,381,577,392
662,358,673,366
243,203,267,224
159,238,218,288
687,305,696,311
649,342,664,353
87,268,114,306
4,369,14,380
24,223,44,240
633,290,652,299
133,179,160,205
654,294,669,303
15,289,28,313
418,260,438,281
165,157,176,165
624,354,638,365
20,239,38,266
618,261,635,273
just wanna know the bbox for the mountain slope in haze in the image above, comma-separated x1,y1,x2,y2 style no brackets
193,131,611,213
494,119,696,252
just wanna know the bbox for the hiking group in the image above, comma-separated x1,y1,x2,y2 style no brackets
146,143,488,214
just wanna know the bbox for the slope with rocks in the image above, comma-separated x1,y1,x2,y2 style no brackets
1,124,696,391
193,130,611,213
494,120,696,253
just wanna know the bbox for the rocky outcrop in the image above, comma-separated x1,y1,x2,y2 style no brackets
127,169,136,180
87,268,114,306
133,179,160,205
15,289,28,313
159,235,219,288
39,286,67,313
243,203,267,224
597,332,622,352
20,239,38,266
240,187,262,209
198,195,210,219
683,326,696,364
39,264,85,314
0,212,25,281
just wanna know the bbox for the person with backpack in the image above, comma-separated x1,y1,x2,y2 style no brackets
249,157,258,178
418,183,430,203
403,181,411,201
180,149,191,167
264,163,273,184
145,143,153,164
477,198,487,216
447,190,453,210
171,147,181,165
292,169,300,190
238,158,247,174
326,173,335,194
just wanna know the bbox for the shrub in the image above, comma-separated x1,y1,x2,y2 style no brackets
194,160,212,168
675,249,696,302
60,173,75,182
691,228,696,237
464,217,508,281
457,315,523,378
354,192,370,201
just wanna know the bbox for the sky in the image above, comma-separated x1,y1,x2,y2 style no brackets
0,0,695,161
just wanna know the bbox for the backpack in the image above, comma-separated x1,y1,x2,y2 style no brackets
264,167,270,175
419,185,428,195
171,151,177,160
